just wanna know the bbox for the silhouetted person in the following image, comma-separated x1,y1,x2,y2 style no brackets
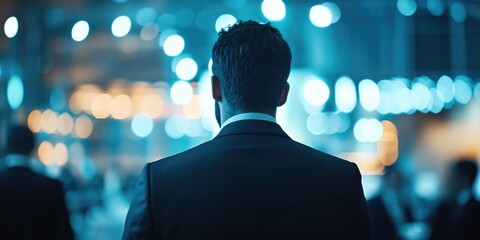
122,20,372,239
0,125,74,240
368,165,416,240
429,159,480,240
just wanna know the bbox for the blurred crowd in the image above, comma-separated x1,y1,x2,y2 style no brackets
1,124,479,239
368,159,480,240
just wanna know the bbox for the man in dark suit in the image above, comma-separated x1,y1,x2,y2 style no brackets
430,160,480,240
123,20,372,239
0,125,74,240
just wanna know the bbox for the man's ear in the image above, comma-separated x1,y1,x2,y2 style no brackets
211,76,222,102
277,82,290,107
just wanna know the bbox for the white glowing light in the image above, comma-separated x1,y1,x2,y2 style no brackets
306,113,328,135
323,2,341,24
359,79,380,112
4,16,18,38
353,118,383,143
411,82,431,111
111,16,131,37
163,34,185,57
215,14,237,32
165,116,184,139
175,58,198,81
71,20,89,42
436,75,455,103
394,81,413,113
261,0,286,21
183,119,203,137
131,113,154,138
335,76,357,113
170,81,193,105
303,77,330,107
454,76,472,104
309,5,333,28
377,80,396,115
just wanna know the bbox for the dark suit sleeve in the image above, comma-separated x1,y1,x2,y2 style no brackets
53,180,74,240
122,163,156,240
348,163,373,240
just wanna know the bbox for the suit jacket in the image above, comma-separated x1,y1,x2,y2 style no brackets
0,166,74,240
430,196,480,240
122,120,372,239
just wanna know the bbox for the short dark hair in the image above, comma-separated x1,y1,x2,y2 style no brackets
6,125,35,156
452,159,478,187
212,20,292,112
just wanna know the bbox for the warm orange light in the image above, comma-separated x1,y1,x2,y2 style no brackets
41,109,58,134
38,141,54,166
79,84,102,113
107,81,126,96
91,93,112,119
131,82,152,115
54,143,68,166
111,94,133,119
69,90,84,114
74,115,93,139
140,93,164,118
27,110,42,133
183,95,202,119
342,152,384,175
381,120,398,135
378,121,399,166
58,113,74,135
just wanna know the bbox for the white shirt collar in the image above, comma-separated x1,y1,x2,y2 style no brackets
5,154,31,168
221,112,276,129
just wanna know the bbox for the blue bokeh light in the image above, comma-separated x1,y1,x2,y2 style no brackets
131,113,154,138
397,0,417,16
50,87,67,111
136,7,157,26
335,76,357,113
454,75,473,104
450,2,467,23
426,0,445,16
7,76,24,109
359,79,380,112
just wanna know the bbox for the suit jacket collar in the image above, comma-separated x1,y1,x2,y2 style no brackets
214,120,291,139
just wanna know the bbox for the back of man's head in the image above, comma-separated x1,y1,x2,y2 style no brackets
6,125,35,156
212,20,292,112
451,159,478,188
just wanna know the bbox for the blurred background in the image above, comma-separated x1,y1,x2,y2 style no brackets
1,0,480,239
